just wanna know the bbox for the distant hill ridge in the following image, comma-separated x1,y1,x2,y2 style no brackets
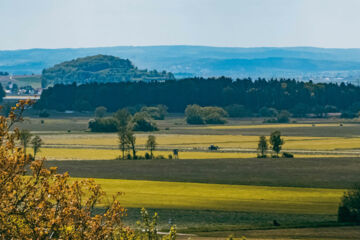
2,46,360,82
41,55,174,87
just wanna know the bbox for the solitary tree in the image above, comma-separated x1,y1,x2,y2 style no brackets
95,106,107,118
132,112,158,132
146,135,157,159
126,130,137,159
257,135,268,158
270,131,284,157
276,110,291,123
31,135,43,159
19,129,32,156
115,108,131,130
118,129,130,160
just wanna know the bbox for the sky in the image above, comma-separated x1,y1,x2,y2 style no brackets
0,0,359,50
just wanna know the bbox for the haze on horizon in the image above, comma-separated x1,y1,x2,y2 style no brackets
0,0,359,50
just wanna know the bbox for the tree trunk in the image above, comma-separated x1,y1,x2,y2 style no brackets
131,144,136,159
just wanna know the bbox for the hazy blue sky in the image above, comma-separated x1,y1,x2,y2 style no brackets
0,0,359,50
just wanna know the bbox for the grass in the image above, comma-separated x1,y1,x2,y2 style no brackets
47,158,360,189
77,178,343,215
16,118,89,132
192,225,360,240
122,207,336,232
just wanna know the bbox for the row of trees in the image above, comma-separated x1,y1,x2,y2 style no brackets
116,108,159,160
89,107,159,132
36,77,360,117
185,105,228,124
95,105,168,120
19,129,43,159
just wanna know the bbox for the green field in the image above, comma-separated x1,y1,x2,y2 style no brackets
86,178,342,214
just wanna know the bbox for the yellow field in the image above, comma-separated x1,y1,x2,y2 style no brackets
36,147,358,160
39,133,360,152
74,178,343,215
36,148,259,160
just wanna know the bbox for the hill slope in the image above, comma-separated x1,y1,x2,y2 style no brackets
41,55,174,86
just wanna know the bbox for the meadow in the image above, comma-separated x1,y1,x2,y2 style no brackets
78,178,343,214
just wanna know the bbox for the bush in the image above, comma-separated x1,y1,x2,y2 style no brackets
145,152,151,160
168,154,173,159
277,110,291,123
259,107,278,117
204,112,226,124
141,105,168,120
282,152,294,158
185,104,204,124
338,186,360,223
338,206,356,223
38,110,50,118
88,117,118,132
186,114,204,124
132,112,158,131
263,110,290,123
185,104,227,125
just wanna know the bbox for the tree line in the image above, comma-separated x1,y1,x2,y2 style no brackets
36,77,360,117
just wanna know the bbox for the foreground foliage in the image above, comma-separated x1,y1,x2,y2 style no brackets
338,185,360,223
0,100,175,239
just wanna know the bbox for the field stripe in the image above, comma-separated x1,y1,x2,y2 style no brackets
75,178,344,215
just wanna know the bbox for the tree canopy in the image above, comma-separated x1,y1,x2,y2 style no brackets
41,55,174,87
37,77,360,116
